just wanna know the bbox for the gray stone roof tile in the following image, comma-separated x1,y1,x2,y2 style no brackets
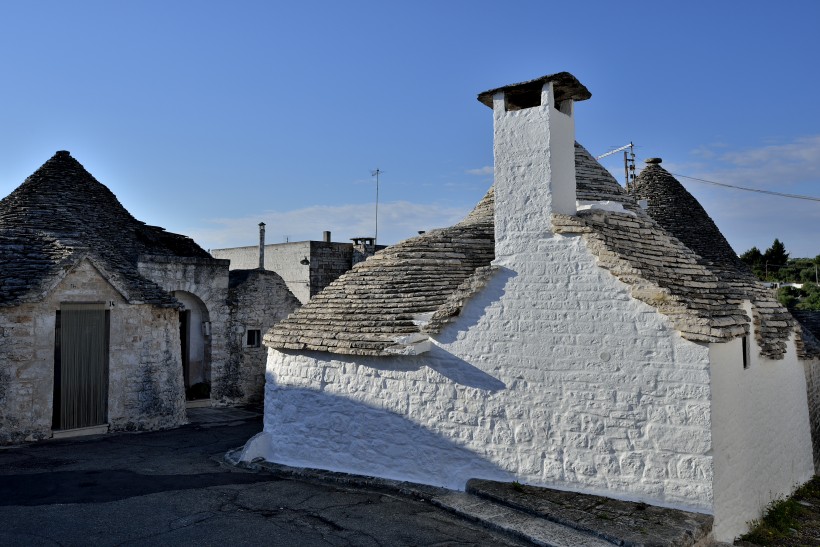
266,188,495,355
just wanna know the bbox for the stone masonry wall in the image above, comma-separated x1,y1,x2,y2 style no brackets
309,242,353,299
137,256,231,404
250,234,715,511
0,259,186,444
226,270,301,404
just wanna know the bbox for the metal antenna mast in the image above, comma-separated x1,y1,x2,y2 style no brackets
371,169,382,246
596,142,636,190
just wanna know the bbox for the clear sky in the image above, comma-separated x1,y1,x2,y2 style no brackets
1,1,818,257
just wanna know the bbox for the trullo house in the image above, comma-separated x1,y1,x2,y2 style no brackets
0,151,299,444
239,72,820,542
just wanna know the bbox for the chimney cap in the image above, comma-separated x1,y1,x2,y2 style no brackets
477,72,591,109
645,157,662,164
259,222,266,227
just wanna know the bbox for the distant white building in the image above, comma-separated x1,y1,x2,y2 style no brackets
241,73,820,542
212,230,380,304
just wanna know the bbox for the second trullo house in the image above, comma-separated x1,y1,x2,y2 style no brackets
241,72,820,542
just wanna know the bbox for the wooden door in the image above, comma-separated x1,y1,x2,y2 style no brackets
53,303,109,430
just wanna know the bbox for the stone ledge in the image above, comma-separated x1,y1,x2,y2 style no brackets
466,478,714,547
224,451,713,546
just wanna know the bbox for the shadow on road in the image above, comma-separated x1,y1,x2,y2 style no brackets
1,469,280,506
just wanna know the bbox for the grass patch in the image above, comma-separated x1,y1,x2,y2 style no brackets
739,477,820,545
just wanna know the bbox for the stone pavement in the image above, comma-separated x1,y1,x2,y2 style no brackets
0,406,525,546
1,406,715,546
229,452,715,547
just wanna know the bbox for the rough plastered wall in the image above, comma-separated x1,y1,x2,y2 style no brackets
212,243,312,304
0,259,186,444
803,357,820,473
226,270,301,404
710,303,815,542
244,234,715,511
137,256,231,403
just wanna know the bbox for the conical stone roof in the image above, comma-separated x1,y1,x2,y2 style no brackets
0,151,211,307
631,159,750,278
628,159,798,358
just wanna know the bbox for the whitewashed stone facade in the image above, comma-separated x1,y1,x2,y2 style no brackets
253,236,715,509
710,303,815,540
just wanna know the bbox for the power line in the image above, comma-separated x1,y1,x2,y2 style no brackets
669,172,820,203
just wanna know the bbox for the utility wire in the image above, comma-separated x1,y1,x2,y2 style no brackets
669,172,820,203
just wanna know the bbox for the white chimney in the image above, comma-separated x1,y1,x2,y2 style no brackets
477,72,590,259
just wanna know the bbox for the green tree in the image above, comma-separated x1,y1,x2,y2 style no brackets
763,238,790,277
778,286,801,309
796,283,820,311
740,246,765,278
740,246,763,267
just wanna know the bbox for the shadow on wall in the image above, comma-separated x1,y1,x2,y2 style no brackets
433,267,517,346
360,345,507,392
242,267,519,489
245,383,514,490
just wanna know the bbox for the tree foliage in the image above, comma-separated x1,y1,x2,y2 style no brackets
764,238,789,267
741,239,820,310
740,239,815,282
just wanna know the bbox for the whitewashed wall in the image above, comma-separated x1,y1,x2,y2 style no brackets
245,234,715,511
710,302,815,542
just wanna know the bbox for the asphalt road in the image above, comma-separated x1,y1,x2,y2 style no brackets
0,407,525,546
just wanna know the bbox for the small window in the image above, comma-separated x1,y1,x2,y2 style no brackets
741,335,749,369
246,329,261,348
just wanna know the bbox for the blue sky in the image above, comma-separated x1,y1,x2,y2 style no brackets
1,1,818,257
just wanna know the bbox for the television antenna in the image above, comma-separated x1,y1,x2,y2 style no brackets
371,169,382,246
597,142,636,190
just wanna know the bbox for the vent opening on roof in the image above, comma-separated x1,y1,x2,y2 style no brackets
505,89,541,111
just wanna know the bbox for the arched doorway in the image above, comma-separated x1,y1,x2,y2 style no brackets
172,291,211,401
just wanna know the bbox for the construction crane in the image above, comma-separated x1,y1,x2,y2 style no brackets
596,142,636,191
